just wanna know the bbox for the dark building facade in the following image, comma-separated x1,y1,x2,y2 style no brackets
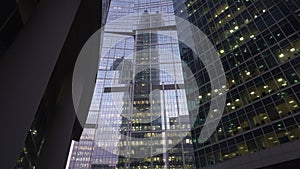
0,0,110,168
173,0,300,168
0,0,41,57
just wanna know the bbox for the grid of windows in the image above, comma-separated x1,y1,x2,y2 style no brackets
68,0,196,169
68,0,300,168
174,0,300,168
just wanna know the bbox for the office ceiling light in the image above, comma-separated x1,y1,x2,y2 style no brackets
279,53,284,58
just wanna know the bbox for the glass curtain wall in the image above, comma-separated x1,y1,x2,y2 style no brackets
173,0,300,168
68,0,196,168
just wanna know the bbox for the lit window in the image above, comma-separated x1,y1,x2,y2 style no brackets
279,53,284,58
289,100,294,104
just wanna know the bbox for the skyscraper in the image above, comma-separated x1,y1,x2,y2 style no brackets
68,0,300,169
68,0,196,168
173,0,300,168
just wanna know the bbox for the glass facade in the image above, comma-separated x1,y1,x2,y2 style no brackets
68,0,195,168
68,0,300,169
173,0,300,168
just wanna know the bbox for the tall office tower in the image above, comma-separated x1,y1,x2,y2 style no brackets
68,0,197,168
173,0,300,168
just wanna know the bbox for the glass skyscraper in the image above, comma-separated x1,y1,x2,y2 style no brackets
173,0,300,168
68,0,195,168
68,0,300,169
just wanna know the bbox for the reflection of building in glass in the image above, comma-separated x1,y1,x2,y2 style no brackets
116,10,163,168
115,9,196,168
173,0,300,168
68,0,300,168
68,0,196,168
